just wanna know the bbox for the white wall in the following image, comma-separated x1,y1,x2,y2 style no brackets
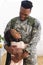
0,0,43,56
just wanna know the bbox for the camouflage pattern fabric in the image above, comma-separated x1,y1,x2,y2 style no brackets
4,16,41,65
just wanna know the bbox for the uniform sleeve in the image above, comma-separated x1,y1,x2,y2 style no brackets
4,17,17,45
25,19,41,53
23,20,41,65
4,20,12,44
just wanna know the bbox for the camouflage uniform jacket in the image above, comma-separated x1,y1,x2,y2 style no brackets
4,16,41,65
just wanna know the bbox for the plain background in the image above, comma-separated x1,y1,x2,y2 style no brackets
0,0,43,56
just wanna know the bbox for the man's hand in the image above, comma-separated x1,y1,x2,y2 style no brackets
4,44,18,54
10,29,21,40
11,53,23,63
11,48,23,63
11,50,29,63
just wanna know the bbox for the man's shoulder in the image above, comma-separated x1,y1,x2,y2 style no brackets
28,16,38,23
11,16,19,21
28,16,40,26
7,16,19,25
28,16,35,19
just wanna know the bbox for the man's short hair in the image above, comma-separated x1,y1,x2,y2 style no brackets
21,0,33,9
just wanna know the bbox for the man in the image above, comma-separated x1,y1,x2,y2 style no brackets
4,0,41,65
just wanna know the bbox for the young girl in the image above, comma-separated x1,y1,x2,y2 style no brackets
4,29,29,65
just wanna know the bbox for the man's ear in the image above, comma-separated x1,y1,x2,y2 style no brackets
20,7,22,12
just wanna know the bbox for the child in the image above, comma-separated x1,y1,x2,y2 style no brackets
4,29,29,65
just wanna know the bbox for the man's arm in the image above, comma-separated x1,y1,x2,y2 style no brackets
17,20,41,61
25,20,41,54
4,19,13,53
4,18,22,53
22,20,41,65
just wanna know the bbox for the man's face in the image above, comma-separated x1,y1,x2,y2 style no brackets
19,7,31,21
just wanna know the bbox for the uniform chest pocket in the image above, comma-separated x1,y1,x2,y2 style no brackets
21,24,32,36
14,22,32,36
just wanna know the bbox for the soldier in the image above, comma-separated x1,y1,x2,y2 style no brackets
4,0,41,65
